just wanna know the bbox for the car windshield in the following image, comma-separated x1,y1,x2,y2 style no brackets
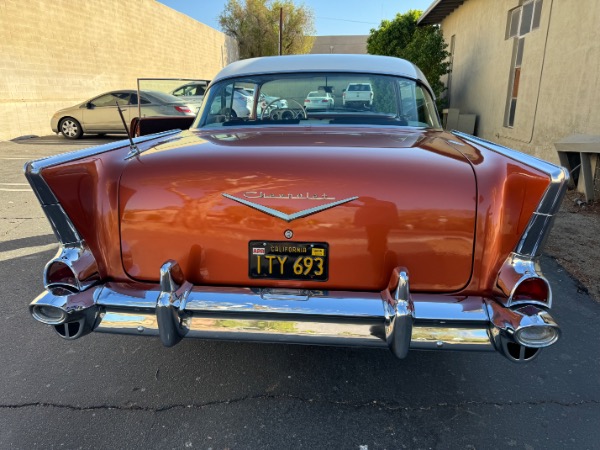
194,73,440,129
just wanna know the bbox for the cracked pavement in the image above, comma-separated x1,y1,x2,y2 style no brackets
1,136,599,449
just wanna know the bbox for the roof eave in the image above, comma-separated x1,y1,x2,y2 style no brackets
417,0,467,26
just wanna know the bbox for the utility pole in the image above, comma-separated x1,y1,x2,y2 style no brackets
279,7,283,55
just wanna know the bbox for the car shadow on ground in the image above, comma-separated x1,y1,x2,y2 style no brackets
11,135,123,146
1,239,599,448
0,234,55,253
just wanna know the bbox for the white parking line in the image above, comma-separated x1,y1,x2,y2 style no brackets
0,183,31,191
0,157,32,160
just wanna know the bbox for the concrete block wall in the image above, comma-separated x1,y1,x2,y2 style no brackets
0,0,238,140
310,36,368,54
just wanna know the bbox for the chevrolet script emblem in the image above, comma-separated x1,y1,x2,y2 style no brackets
222,193,358,222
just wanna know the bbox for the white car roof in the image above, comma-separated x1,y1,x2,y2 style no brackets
212,54,433,95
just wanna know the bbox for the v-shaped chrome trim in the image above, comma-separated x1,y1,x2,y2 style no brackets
222,193,359,222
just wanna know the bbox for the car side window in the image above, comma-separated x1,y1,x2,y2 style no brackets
193,85,206,96
90,94,125,108
129,94,151,105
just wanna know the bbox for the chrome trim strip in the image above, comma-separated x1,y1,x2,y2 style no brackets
451,131,567,188
222,193,359,222
23,130,181,245
25,130,181,176
452,131,569,258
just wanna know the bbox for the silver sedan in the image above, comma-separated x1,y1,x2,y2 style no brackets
51,90,196,139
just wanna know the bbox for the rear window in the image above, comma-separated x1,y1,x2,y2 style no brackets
194,73,440,129
348,84,372,92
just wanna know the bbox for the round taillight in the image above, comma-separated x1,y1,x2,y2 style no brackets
45,261,78,291
513,277,549,303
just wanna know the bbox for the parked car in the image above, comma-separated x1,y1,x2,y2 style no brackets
50,90,196,139
241,88,289,117
171,81,209,99
26,54,567,363
207,85,253,118
304,91,334,111
170,80,210,113
342,82,373,108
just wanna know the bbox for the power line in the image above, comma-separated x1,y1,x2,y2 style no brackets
316,16,379,25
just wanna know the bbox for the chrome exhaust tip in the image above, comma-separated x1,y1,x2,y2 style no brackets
31,304,68,325
514,324,560,348
29,287,99,339
486,301,561,363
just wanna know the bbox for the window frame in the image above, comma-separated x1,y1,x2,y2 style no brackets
505,0,543,40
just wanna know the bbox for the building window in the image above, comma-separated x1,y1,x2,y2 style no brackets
506,0,543,39
506,38,524,127
504,0,542,128
447,34,456,106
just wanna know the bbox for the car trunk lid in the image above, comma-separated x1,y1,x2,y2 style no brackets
119,129,476,292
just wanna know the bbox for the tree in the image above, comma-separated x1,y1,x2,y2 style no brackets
367,10,450,99
219,0,315,59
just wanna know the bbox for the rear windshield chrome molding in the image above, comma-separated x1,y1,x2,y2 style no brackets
24,130,181,246
452,131,569,258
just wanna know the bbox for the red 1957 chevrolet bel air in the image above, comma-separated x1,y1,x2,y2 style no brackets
25,54,567,363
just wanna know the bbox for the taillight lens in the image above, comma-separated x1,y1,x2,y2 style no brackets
321,99,329,103
513,278,549,303
304,99,310,103
174,106,191,114
46,261,77,288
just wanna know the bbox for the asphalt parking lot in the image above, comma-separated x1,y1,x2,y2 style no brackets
1,135,599,449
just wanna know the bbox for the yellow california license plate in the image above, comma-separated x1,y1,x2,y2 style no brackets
249,241,329,281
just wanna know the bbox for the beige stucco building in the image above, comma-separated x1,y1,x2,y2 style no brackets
0,0,237,141
419,0,600,164
310,35,368,55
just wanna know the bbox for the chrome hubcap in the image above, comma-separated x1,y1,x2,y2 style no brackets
61,120,78,137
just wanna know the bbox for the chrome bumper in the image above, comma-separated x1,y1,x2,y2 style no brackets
29,262,560,363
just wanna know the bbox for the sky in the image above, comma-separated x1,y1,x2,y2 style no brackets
156,0,433,36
